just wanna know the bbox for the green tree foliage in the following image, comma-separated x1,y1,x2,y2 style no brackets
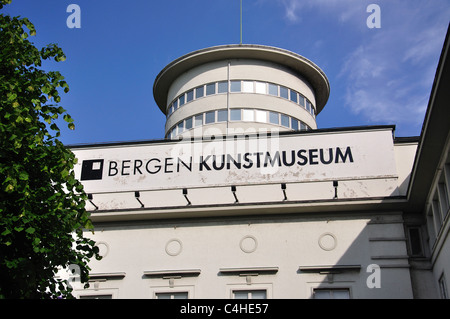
0,0,101,298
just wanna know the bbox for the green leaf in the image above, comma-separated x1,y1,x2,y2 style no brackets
19,172,29,180
1,229,12,236
63,114,74,123
25,227,35,234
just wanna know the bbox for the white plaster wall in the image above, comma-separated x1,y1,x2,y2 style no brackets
394,142,418,195
77,213,414,299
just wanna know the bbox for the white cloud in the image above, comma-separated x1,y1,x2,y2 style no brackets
277,0,449,135
278,0,365,25
279,0,301,23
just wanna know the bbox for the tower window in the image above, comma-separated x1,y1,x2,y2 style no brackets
195,86,204,98
298,94,305,106
269,112,279,125
255,110,267,123
179,94,185,106
242,109,254,121
230,109,241,121
242,81,254,93
290,90,298,103
206,83,216,96
230,81,241,92
186,90,194,103
268,83,278,96
217,109,228,122
218,81,228,93
205,111,215,124
194,114,203,127
280,86,289,99
281,114,289,127
291,118,299,130
255,81,267,94
185,117,193,130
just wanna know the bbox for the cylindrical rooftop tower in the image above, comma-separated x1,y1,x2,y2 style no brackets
153,44,330,139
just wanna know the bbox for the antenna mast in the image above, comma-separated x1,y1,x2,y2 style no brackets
240,0,243,45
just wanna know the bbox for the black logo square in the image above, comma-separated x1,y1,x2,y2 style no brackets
80,159,104,181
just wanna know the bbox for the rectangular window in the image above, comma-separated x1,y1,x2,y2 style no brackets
242,109,254,121
156,292,188,299
408,227,423,256
242,81,254,93
313,289,350,299
300,122,307,131
306,101,311,113
185,117,193,130
173,99,178,109
206,83,216,96
177,122,184,134
269,112,279,125
291,118,299,130
179,94,185,106
217,109,228,122
205,111,215,124
233,290,267,299
169,106,174,115
194,114,203,127
230,109,241,121
218,81,228,93
255,110,267,123
268,83,278,96
195,86,204,98
290,90,298,103
230,81,241,92
255,82,267,94
186,90,194,103
280,114,289,127
298,94,305,106
280,86,288,99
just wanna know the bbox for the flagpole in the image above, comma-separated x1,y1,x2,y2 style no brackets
240,0,243,45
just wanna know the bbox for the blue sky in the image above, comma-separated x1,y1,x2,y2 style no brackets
3,0,449,145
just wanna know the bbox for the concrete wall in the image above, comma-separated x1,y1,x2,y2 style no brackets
75,212,414,299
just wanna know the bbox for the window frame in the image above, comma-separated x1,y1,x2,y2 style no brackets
227,283,273,299
232,289,267,299
312,288,351,299
151,286,195,299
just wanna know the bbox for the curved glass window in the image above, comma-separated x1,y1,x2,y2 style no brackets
166,108,312,139
230,109,241,121
218,81,228,93
194,114,203,127
186,90,194,103
280,114,289,127
206,83,216,96
268,83,278,96
280,86,289,99
217,109,228,122
195,86,204,98
205,111,215,124
230,81,241,92
166,80,316,120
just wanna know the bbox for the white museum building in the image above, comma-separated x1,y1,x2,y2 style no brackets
66,27,450,299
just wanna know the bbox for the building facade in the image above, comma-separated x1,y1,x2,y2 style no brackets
65,28,450,299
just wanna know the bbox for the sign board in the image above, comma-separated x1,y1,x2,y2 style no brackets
72,128,397,194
